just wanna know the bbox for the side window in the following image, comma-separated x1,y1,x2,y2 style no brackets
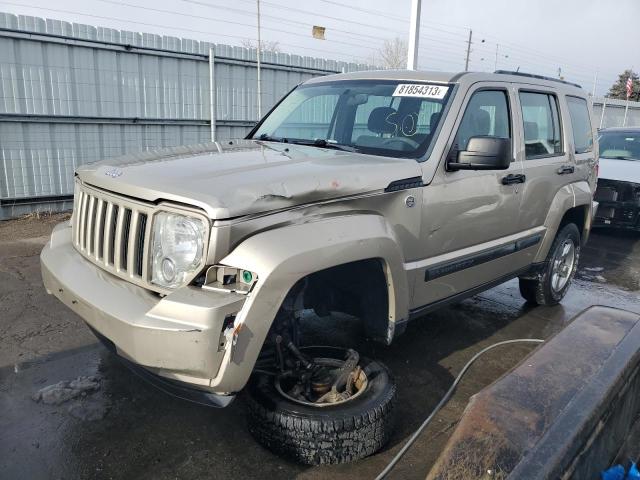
519,92,563,159
566,96,593,154
455,90,510,151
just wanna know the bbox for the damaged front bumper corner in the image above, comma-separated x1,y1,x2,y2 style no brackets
40,221,247,406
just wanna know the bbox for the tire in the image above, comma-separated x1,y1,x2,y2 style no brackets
519,223,581,306
246,347,396,465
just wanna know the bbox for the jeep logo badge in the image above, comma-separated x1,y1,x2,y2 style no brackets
104,167,123,178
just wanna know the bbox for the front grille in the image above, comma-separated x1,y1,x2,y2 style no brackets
594,186,618,202
73,184,151,282
595,179,640,202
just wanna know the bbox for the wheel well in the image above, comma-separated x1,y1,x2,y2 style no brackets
282,258,390,344
558,205,588,244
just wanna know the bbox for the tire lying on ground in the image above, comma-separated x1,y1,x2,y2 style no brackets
246,347,396,465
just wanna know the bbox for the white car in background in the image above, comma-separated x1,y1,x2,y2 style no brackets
594,128,640,230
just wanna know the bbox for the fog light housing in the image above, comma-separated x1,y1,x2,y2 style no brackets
202,265,258,294
241,270,254,284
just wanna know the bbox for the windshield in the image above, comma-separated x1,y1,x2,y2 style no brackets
599,130,640,160
250,80,453,159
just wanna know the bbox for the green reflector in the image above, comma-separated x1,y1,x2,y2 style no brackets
242,270,253,283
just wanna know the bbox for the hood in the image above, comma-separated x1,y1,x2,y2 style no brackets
599,157,640,184
76,140,422,219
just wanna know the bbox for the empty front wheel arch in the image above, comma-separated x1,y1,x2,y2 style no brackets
291,258,391,343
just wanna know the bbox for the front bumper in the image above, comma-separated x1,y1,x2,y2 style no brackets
41,221,246,400
593,200,640,230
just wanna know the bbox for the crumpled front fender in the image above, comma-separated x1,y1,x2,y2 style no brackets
209,213,409,393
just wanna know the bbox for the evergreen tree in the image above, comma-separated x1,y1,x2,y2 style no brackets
607,69,640,100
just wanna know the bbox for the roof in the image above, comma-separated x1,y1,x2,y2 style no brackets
304,69,586,94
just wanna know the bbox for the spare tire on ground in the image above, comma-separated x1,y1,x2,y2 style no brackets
246,346,396,465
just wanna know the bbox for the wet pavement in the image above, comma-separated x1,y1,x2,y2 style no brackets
1,217,639,480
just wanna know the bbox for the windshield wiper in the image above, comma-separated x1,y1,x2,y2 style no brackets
256,133,288,143
287,138,358,152
601,155,635,160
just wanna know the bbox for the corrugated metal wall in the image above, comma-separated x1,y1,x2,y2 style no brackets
0,11,373,218
2,11,640,219
593,97,640,129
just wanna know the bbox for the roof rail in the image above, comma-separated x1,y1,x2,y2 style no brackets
494,70,582,89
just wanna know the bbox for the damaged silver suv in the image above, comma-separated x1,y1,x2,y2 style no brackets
41,70,598,464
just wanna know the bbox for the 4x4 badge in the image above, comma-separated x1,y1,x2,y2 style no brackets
104,167,123,178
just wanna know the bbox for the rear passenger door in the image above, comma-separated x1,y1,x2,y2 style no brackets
566,96,597,193
516,89,574,235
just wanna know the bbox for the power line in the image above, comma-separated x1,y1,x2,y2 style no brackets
176,0,400,43
0,2,373,62
5,0,472,64
95,0,382,52
1,0,620,86
223,0,612,81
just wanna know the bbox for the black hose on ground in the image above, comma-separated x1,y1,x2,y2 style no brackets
374,338,545,480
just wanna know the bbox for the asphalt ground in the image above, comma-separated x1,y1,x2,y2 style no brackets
1,214,639,480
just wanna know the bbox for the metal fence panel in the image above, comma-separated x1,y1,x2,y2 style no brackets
0,11,374,216
593,97,640,129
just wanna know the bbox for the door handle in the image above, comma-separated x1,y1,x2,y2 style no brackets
502,173,526,185
557,165,575,175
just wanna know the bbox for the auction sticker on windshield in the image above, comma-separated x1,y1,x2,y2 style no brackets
392,84,449,99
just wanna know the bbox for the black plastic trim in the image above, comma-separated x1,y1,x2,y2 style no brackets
0,194,73,206
411,266,533,320
423,232,542,282
494,70,582,88
516,233,543,250
384,176,425,192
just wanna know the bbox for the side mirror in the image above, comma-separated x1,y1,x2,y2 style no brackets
448,136,511,171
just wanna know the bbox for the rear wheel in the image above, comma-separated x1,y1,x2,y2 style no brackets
519,223,580,305
246,346,396,465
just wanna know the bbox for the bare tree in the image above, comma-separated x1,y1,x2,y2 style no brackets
241,39,281,54
379,37,408,69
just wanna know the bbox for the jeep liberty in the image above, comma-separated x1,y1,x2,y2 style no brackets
41,70,598,464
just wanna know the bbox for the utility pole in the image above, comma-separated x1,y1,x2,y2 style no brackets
599,97,607,129
493,44,508,71
256,0,262,119
623,67,634,127
592,72,598,97
464,29,472,71
208,47,216,142
407,0,421,70
623,98,630,127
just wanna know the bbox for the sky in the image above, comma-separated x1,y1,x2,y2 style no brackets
0,0,637,96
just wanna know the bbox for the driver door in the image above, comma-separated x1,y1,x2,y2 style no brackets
411,84,527,310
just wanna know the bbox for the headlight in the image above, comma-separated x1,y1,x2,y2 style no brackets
151,212,207,289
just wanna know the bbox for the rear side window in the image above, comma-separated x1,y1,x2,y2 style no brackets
566,96,593,154
520,92,563,159
455,90,511,151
